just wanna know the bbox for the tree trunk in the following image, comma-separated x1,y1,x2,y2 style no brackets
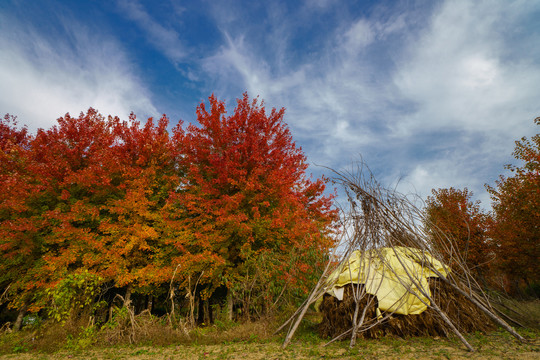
188,293,195,327
196,298,202,325
226,288,233,322
125,284,132,307
13,303,28,331
108,300,114,323
203,299,211,325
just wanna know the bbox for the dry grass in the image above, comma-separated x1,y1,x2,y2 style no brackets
190,318,274,344
0,312,277,354
97,311,190,347
493,297,540,330
0,300,538,359
0,328,538,359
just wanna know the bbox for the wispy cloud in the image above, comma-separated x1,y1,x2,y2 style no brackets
199,0,540,204
392,0,540,199
116,0,187,64
5,0,536,207
394,0,540,137
199,3,410,163
201,3,409,159
0,13,157,131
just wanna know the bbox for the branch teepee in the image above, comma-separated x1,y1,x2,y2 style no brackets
279,162,525,351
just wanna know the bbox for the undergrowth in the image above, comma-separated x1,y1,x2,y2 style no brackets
0,301,538,357
0,311,281,354
494,297,540,329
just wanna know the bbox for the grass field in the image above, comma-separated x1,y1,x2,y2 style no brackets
0,299,538,359
0,328,538,360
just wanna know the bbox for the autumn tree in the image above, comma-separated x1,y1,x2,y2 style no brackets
0,109,183,324
487,117,539,296
1,95,338,327
425,187,493,278
94,113,181,303
170,94,337,320
37,110,184,304
0,114,38,329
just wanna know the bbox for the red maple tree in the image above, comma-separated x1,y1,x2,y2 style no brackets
169,94,337,317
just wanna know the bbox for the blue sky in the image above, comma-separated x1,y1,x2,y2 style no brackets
1,0,539,207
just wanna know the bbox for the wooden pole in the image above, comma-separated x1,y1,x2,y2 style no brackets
280,258,335,349
437,275,525,342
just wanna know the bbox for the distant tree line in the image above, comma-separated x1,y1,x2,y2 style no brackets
426,117,539,297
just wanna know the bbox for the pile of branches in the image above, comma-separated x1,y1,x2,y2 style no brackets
318,279,494,339
278,161,525,351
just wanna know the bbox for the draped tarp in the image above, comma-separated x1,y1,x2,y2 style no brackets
316,247,450,315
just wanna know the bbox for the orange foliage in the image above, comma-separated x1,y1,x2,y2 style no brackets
0,95,338,315
425,187,493,277
487,117,540,293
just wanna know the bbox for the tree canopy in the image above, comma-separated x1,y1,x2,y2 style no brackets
487,117,540,293
426,117,539,296
170,94,337,313
0,94,337,325
425,187,493,278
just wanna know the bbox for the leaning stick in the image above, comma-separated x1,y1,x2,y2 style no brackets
281,281,323,349
433,272,526,342
274,253,340,336
388,248,475,352
273,297,308,335
281,255,337,349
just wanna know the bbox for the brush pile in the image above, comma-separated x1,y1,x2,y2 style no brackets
278,161,525,351
318,278,494,339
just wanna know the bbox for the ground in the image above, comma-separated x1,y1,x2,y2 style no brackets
0,328,538,360
1,298,538,359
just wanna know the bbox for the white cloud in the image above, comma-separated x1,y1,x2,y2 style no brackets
393,0,540,138
460,56,498,89
397,157,486,203
199,6,401,167
343,19,374,53
194,0,540,206
388,0,540,205
0,15,157,132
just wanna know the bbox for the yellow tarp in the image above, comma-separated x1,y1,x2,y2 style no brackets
317,246,450,315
